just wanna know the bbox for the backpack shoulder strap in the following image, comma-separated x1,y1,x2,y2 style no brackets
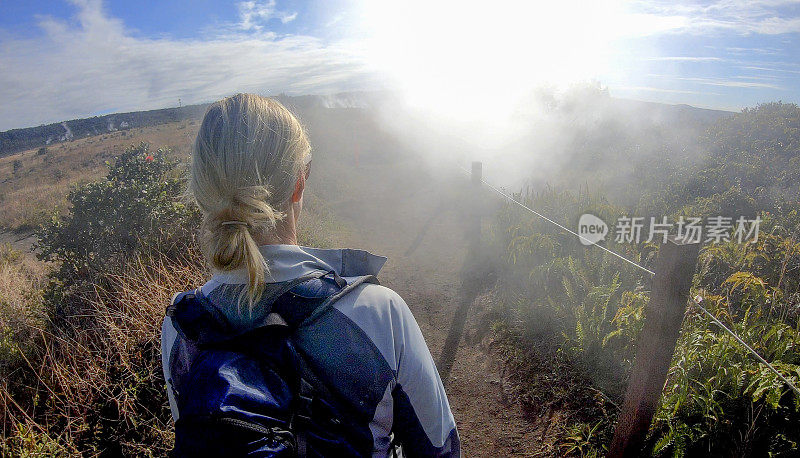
255,270,339,315
285,274,378,455
166,289,232,344
166,270,335,345
299,274,379,328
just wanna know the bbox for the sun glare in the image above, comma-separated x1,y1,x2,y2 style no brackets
359,0,638,129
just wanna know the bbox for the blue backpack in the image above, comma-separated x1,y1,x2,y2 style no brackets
166,271,379,457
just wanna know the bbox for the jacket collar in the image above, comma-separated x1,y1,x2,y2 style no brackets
201,245,387,293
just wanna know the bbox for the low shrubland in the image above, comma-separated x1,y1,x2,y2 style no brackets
490,103,800,456
2,100,799,456
0,122,197,231
0,140,343,456
1,143,201,456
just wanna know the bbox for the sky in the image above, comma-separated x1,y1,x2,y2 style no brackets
0,0,799,131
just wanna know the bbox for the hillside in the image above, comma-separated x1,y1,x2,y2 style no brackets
0,99,544,455
0,92,729,159
0,90,731,233
0,91,392,159
0,104,208,158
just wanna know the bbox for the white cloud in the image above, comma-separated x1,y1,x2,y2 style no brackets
731,74,779,81
237,0,297,32
672,76,783,89
0,0,374,130
645,72,786,90
743,65,800,74
2,0,797,130
647,56,725,62
724,46,783,55
630,0,800,35
612,85,716,95
281,12,298,24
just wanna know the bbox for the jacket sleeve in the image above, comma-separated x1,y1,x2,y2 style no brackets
161,316,180,422
389,295,461,457
161,292,194,423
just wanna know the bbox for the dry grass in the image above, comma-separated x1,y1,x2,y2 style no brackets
1,246,208,457
0,244,58,456
0,244,46,371
0,188,338,455
1,175,90,231
0,114,352,455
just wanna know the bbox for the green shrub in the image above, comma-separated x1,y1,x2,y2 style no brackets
490,188,649,401
648,233,800,457
2,138,343,455
35,142,200,315
491,103,800,456
3,143,204,455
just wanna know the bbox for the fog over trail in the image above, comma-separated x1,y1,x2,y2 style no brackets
281,86,731,454
298,86,730,213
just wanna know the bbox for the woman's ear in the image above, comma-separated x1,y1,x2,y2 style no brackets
291,169,306,203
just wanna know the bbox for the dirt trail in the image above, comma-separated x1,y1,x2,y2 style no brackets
316,159,546,456
0,229,36,253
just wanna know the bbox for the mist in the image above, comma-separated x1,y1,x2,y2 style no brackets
300,85,729,211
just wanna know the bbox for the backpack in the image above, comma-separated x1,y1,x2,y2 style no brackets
165,270,379,457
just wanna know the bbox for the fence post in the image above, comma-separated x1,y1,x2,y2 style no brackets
608,237,700,457
467,161,482,243
438,161,482,385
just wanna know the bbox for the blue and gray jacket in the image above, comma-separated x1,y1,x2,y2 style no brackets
161,245,460,457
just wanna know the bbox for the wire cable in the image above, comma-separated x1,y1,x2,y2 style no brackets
469,169,655,276
467,166,800,397
689,295,800,396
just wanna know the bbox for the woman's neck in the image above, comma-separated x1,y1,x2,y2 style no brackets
254,205,298,246
256,229,297,246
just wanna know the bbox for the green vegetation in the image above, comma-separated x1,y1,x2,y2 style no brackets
2,100,798,456
2,143,201,456
0,140,344,455
491,102,800,456
35,143,198,303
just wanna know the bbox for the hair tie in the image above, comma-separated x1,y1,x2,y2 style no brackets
221,221,249,227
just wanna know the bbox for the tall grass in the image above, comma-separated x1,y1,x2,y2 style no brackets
490,190,800,456
1,247,207,457
0,136,348,455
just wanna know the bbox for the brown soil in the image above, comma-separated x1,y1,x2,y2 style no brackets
0,229,36,254
321,159,551,456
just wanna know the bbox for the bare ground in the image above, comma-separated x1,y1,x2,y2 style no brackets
319,159,553,456
0,229,36,254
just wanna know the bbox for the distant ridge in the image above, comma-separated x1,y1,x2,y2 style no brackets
0,91,731,158
0,91,391,158
0,104,208,158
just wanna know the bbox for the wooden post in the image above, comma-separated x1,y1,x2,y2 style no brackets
608,237,700,457
467,162,482,242
471,161,482,184
438,161,482,385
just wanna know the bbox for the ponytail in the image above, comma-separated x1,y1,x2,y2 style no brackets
190,94,311,312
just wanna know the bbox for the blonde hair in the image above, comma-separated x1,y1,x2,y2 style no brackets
189,94,311,310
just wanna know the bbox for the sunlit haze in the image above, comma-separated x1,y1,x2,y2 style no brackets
360,0,672,125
